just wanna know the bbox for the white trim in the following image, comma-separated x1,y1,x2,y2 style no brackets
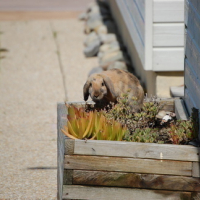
145,0,153,70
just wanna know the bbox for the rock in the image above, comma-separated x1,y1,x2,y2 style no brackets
86,2,98,13
99,43,111,52
96,25,108,34
78,12,88,21
99,41,120,53
99,33,117,44
156,110,166,119
84,24,91,34
88,4,101,15
98,41,121,59
84,31,99,46
99,50,124,65
100,61,128,71
88,66,103,77
97,51,104,59
104,20,117,33
108,61,128,71
85,14,103,33
84,40,101,57
100,62,111,70
98,45,120,59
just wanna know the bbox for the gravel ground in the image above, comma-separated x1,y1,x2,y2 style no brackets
0,18,97,199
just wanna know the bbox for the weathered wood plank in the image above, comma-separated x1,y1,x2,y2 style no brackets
185,31,200,79
184,88,198,114
62,185,191,200
124,0,144,42
153,47,184,71
64,155,192,176
63,169,73,185
72,170,200,192
175,98,189,120
153,23,184,47
193,162,200,177
155,98,174,111
57,102,67,200
71,139,200,162
185,59,200,110
64,138,74,155
135,0,145,19
185,0,200,48
170,86,184,97
153,0,184,23
189,0,200,17
115,0,145,66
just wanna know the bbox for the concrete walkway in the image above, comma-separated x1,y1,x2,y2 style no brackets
0,18,97,199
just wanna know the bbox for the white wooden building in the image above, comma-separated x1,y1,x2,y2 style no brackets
108,0,185,97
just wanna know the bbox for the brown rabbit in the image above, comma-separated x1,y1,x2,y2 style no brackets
83,68,144,112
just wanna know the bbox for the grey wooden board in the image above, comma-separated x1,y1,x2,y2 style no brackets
185,0,200,54
185,59,200,110
184,88,198,114
193,162,200,177
65,155,192,176
62,185,191,200
135,0,145,19
187,0,200,20
116,0,144,66
170,86,184,97
124,0,144,42
72,170,200,192
71,139,200,162
153,0,184,23
185,31,200,79
184,0,200,139
175,98,189,120
57,102,68,200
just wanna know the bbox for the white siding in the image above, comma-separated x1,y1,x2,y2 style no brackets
153,24,184,47
153,0,184,22
152,0,184,71
153,48,184,71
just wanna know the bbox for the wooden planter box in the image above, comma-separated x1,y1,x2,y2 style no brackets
57,102,200,200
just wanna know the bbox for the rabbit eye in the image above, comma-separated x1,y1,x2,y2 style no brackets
102,82,105,86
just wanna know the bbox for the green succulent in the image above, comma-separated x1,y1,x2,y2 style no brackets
62,104,128,141
124,128,159,143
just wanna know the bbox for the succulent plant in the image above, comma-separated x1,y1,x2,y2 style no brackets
124,128,159,143
102,92,198,144
63,93,198,144
62,104,128,141
62,104,95,139
168,119,196,144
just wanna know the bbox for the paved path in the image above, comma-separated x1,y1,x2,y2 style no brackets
0,0,93,20
0,15,97,199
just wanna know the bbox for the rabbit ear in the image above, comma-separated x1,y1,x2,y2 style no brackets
102,75,116,99
83,80,90,101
